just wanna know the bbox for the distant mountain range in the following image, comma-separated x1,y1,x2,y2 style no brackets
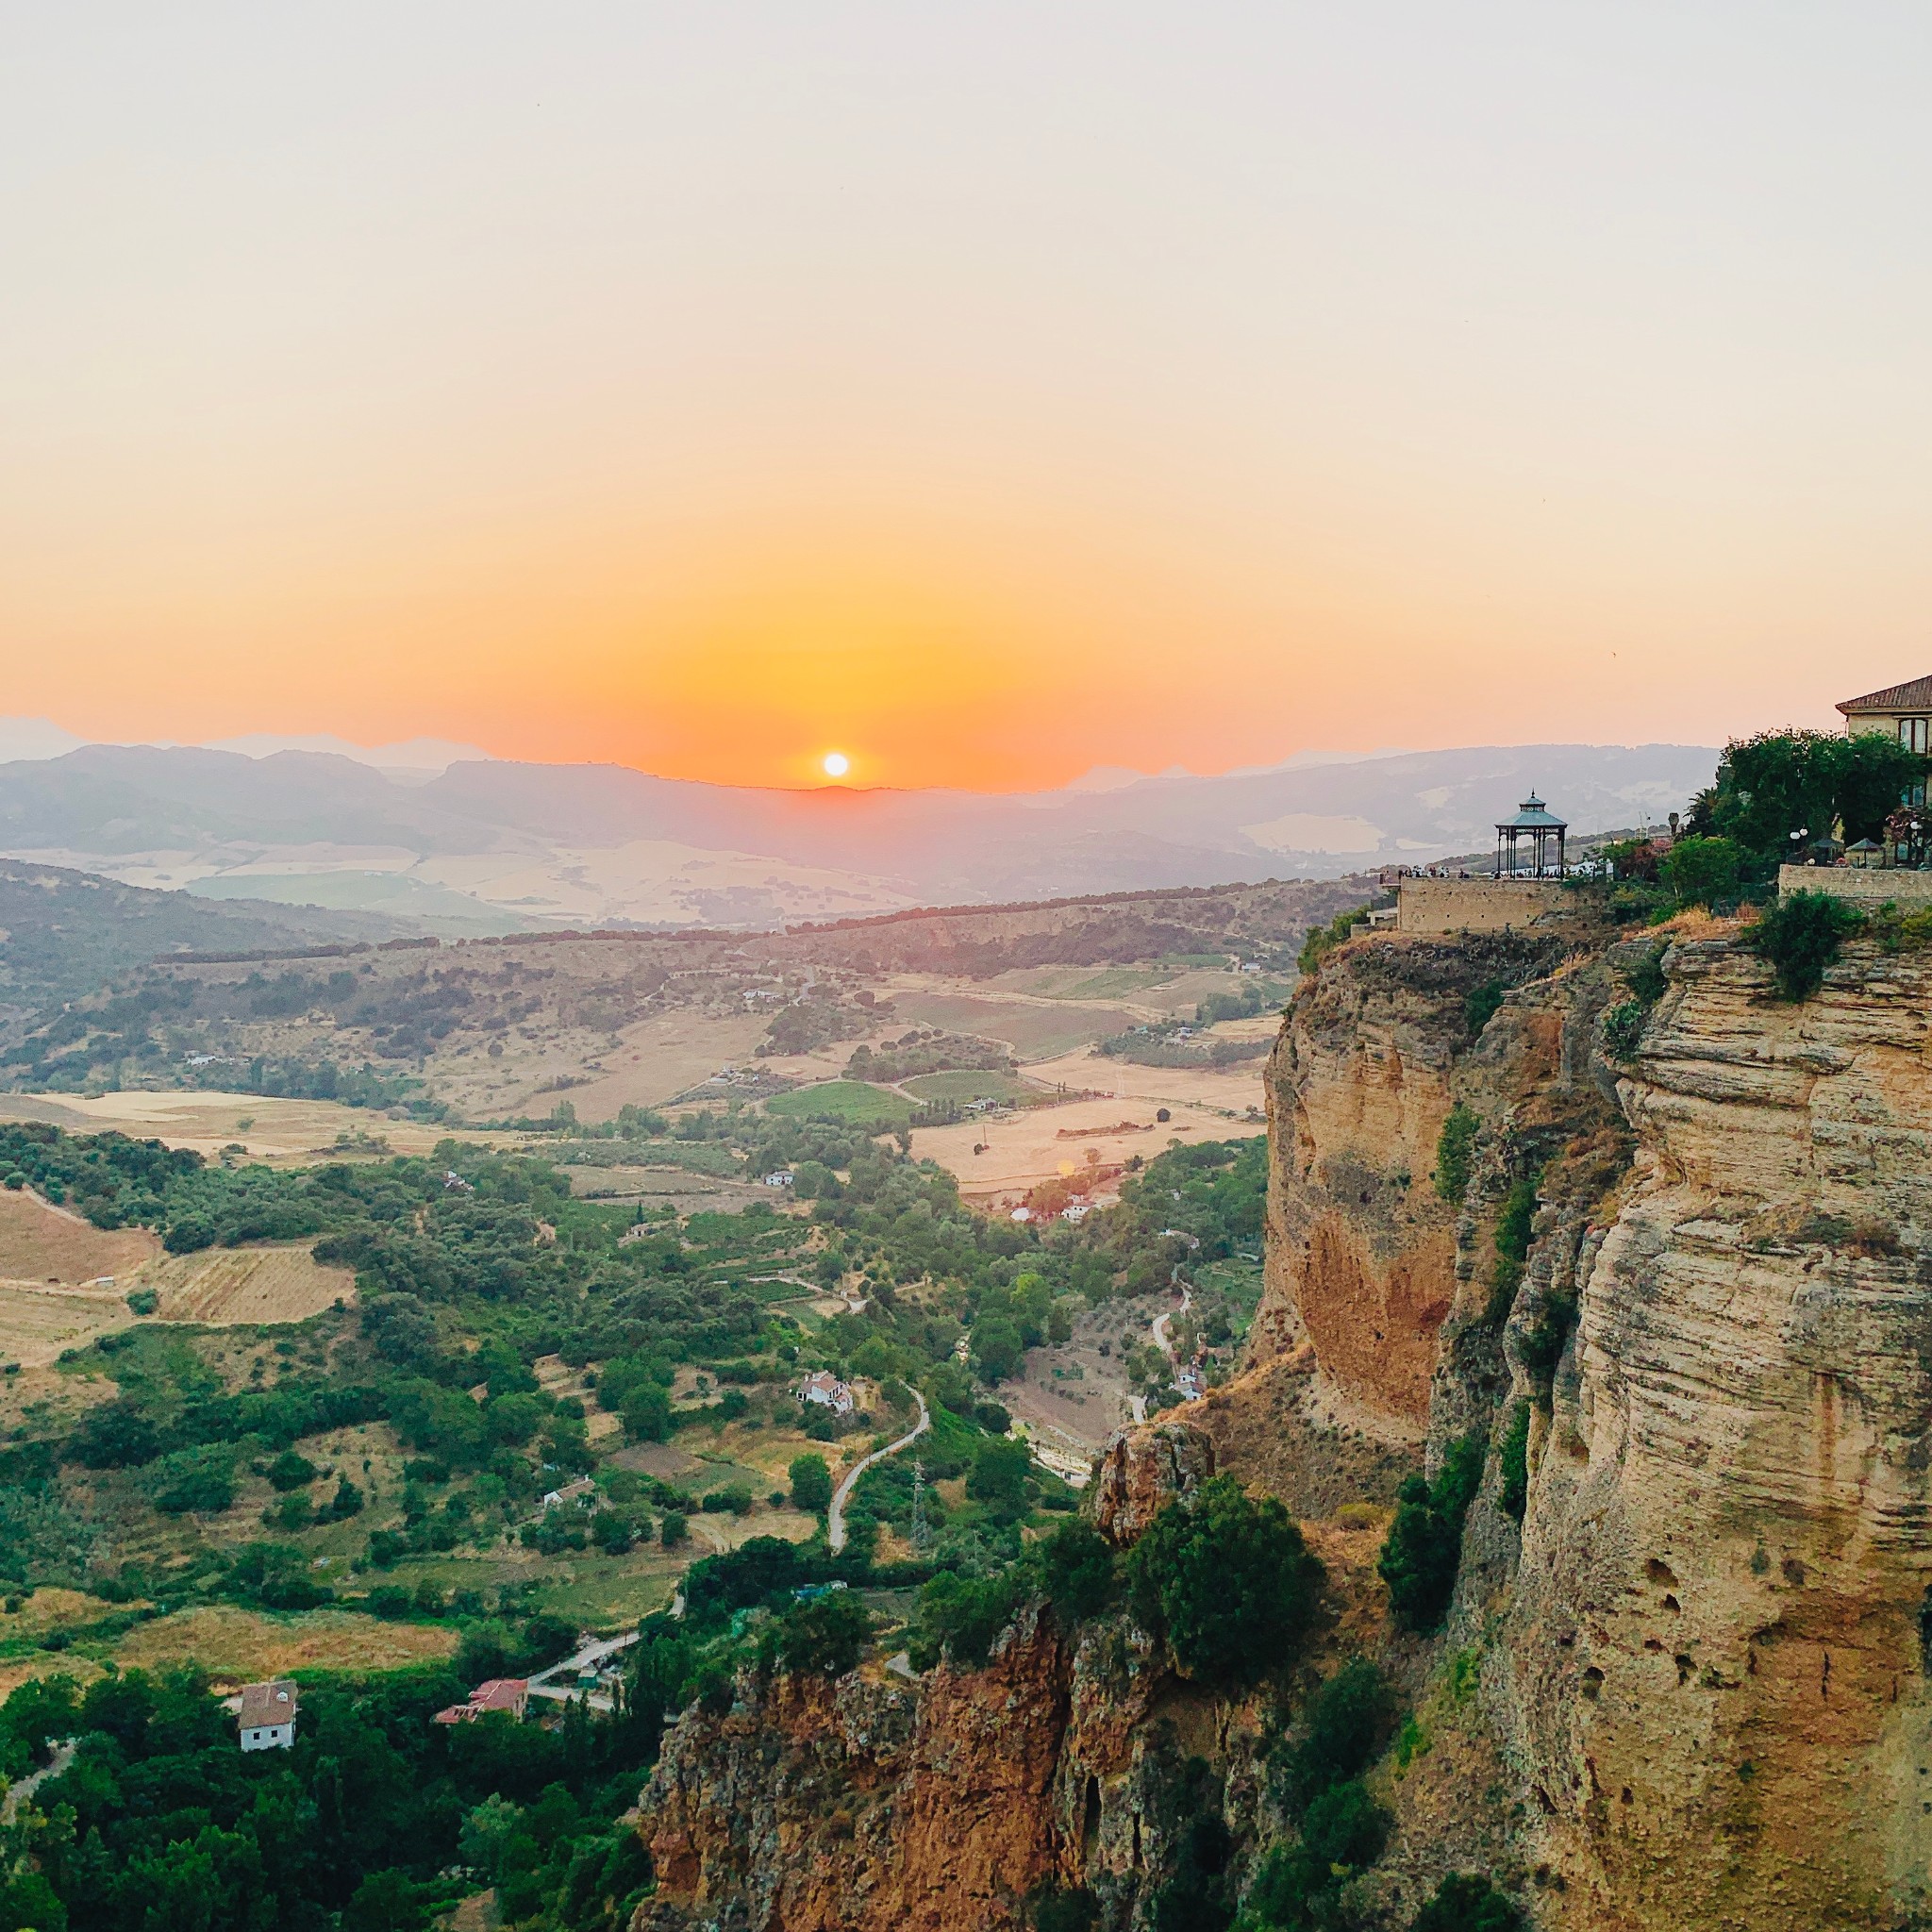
0,737,1716,930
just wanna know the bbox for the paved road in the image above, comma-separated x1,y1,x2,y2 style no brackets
526,1627,643,1711
827,1390,930,1554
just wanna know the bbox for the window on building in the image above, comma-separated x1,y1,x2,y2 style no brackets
1900,717,1929,754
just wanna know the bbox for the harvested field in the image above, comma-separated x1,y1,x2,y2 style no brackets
0,1091,471,1164
0,1186,160,1285
0,1282,141,1366
113,1606,460,1683
888,991,1137,1059
147,1243,355,1324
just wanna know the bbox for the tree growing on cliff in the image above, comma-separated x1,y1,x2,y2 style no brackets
1378,1434,1486,1635
1743,890,1866,1001
1408,1873,1523,1930
1432,1106,1478,1205
1126,1475,1324,1689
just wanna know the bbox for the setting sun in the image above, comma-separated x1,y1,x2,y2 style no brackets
822,751,850,779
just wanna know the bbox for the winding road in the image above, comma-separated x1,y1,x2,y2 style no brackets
827,1389,930,1554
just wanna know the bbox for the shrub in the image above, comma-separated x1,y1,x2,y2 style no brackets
1298,906,1370,975
1496,1403,1531,1522
1029,1886,1099,1932
268,1449,318,1492
788,1453,832,1515
700,1486,755,1516
1038,1520,1120,1623
770,1589,872,1677
1744,891,1865,1001
1291,1656,1392,1798
148,1445,236,1516
1600,1000,1646,1060
1379,1434,1485,1634
1433,1107,1478,1206
909,1568,1025,1670
1463,977,1507,1038
1300,1777,1389,1873
621,1385,673,1443
1659,834,1743,908
1484,1174,1540,1325
1125,1475,1324,1688
1409,1873,1523,1931
659,1511,689,1548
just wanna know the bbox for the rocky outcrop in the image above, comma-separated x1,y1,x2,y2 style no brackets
1089,1421,1216,1547
1497,935,1932,1931
639,1610,1073,1931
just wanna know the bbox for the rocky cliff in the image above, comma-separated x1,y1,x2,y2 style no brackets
632,913,1932,1932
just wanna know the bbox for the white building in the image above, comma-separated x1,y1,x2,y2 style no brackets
238,1679,298,1751
795,1370,856,1418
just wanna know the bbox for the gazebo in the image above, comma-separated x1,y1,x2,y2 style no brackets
1493,794,1567,878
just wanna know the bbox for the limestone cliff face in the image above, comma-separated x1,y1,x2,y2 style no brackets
1500,935,1932,1932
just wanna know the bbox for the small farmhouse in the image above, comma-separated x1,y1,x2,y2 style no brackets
795,1369,855,1418
238,1679,298,1751
433,1678,530,1725
541,1476,596,1511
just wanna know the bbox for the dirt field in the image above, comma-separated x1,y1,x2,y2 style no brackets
112,1605,461,1683
550,1009,770,1120
0,1186,160,1284
912,1058,1264,1205
1003,1296,1168,1464
0,1186,355,1364
0,1091,467,1163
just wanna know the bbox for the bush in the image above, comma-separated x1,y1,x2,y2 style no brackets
1125,1475,1324,1688
788,1453,832,1515
659,1511,689,1548
965,1437,1032,1524
1463,977,1507,1038
1300,1777,1389,1873
268,1449,318,1491
1038,1520,1120,1623
622,1385,673,1444
1484,1174,1540,1325
1744,891,1865,1001
148,1444,236,1515
1291,1657,1392,1798
908,1568,1024,1670
770,1589,872,1677
1379,1434,1485,1635
1658,834,1742,908
1600,1000,1647,1061
1433,1106,1478,1206
1496,1403,1531,1522
1409,1874,1523,1931
1029,1886,1099,1932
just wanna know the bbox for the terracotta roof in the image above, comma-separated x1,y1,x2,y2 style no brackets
469,1678,528,1711
238,1680,298,1728
1838,675,1932,714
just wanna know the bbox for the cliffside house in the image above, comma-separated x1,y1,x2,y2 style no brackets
1840,675,1932,757
796,1370,855,1418
238,1679,298,1751
433,1678,530,1725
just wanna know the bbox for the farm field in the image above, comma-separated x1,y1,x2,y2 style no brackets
899,1069,1041,1105
0,1091,468,1163
885,990,1138,1059
764,1080,912,1125
112,1605,462,1682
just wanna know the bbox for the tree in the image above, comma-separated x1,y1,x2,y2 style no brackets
1291,1657,1392,1798
971,1316,1024,1383
773,1590,872,1676
1699,728,1924,857
1125,1475,1324,1688
622,1384,673,1444
1038,1520,1120,1623
965,1437,1032,1524
788,1453,833,1516
1409,1874,1523,1932
1658,835,1742,909
1379,1435,1485,1634
659,1510,689,1548
1743,890,1866,1001
267,1449,318,1491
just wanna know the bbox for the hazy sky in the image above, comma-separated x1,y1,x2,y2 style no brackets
5,3,1931,789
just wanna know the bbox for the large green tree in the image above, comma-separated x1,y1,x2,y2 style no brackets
1694,728,1924,857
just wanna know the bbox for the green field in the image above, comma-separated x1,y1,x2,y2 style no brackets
763,1079,914,1124
901,1069,1041,1105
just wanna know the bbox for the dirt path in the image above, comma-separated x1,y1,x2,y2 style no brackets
827,1391,930,1555
2,1737,75,1823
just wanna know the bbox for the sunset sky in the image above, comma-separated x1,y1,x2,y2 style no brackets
6,5,1932,790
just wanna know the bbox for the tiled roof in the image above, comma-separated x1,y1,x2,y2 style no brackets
238,1680,298,1727
1838,675,1932,713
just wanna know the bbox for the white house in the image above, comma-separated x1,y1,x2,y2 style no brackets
795,1370,855,1418
238,1679,298,1751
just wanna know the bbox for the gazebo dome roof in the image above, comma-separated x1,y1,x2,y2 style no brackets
1496,793,1566,831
